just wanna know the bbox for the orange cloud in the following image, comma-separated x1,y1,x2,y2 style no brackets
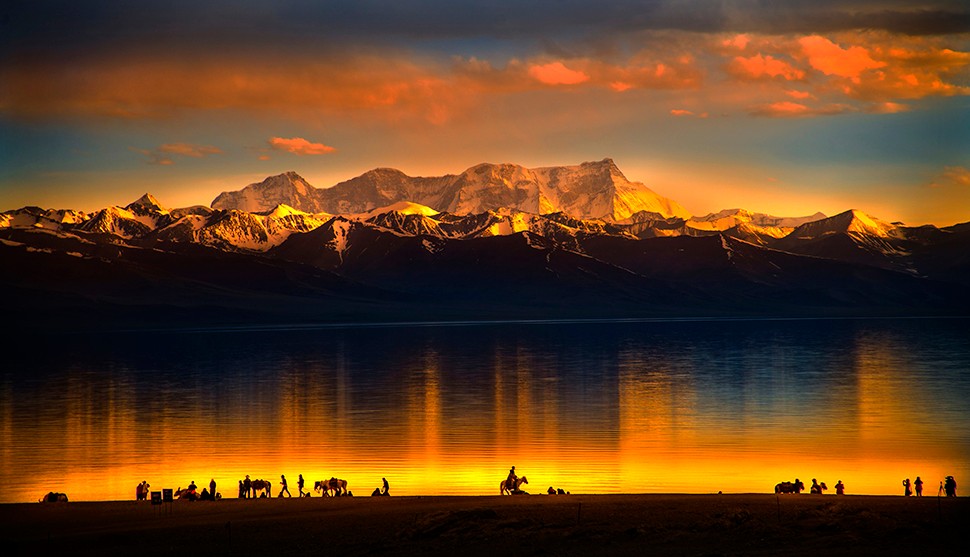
730,54,804,80
130,143,221,165
722,34,750,51
268,137,335,155
785,89,814,99
942,166,970,187
866,102,910,114
750,101,853,118
158,143,222,157
798,35,885,79
669,109,708,118
528,61,590,85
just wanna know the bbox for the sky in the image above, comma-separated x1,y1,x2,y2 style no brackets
1,1,969,225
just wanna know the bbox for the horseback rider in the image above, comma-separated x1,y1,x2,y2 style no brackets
507,466,518,493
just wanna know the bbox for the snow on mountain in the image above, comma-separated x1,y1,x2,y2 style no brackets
209,159,688,222
357,201,440,219
126,193,167,214
784,209,899,241
79,206,158,238
1,207,90,230
688,209,826,232
532,159,690,221
721,222,791,246
211,171,324,213
155,204,332,251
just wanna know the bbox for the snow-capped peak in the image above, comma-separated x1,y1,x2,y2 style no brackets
211,171,322,213
126,193,166,212
362,201,440,218
787,209,898,240
266,204,308,219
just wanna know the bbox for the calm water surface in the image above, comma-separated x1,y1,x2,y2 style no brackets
2,318,968,502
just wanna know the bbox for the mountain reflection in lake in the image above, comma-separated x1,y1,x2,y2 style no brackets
2,318,968,502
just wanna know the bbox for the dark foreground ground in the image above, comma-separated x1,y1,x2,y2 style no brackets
2,494,967,556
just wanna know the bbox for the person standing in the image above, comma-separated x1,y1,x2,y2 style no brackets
298,474,305,497
835,480,845,495
914,476,923,497
209,478,217,500
244,475,252,498
382,477,389,496
902,478,912,496
944,476,957,497
280,474,291,497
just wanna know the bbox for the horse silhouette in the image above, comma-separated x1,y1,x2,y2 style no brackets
501,476,529,495
314,478,348,496
774,479,805,494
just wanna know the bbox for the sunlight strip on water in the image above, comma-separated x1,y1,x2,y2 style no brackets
2,318,968,502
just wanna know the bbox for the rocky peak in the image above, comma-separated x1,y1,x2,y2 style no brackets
126,193,165,212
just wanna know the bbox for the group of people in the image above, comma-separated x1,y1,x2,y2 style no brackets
903,476,958,497
177,479,219,501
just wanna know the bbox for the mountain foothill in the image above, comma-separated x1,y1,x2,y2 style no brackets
3,159,968,329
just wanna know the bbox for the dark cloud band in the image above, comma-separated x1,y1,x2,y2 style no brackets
3,1,968,59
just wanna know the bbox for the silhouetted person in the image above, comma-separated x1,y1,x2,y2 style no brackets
200,488,211,501
244,475,252,499
914,476,923,497
902,478,912,497
381,477,389,496
188,480,197,494
944,476,957,497
811,478,824,494
280,474,291,497
835,480,845,495
209,478,216,499
298,474,305,497
507,466,517,493
238,480,246,498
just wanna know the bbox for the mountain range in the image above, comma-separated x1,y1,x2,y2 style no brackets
3,159,968,329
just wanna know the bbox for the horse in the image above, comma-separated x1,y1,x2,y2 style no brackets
174,487,199,501
250,479,272,498
501,476,528,495
774,479,805,494
314,478,348,497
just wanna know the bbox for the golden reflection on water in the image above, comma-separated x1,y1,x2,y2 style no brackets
2,320,968,503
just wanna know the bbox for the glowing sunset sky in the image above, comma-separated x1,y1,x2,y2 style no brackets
1,1,968,225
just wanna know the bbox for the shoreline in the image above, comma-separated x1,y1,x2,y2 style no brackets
3,493,967,556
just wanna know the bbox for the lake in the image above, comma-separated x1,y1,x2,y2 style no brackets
2,317,968,503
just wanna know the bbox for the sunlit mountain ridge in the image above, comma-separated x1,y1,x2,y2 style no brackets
3,163,969,328
212,159,690,222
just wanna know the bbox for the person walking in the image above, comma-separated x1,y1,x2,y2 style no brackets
298,474,305,497
280,474,291,497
